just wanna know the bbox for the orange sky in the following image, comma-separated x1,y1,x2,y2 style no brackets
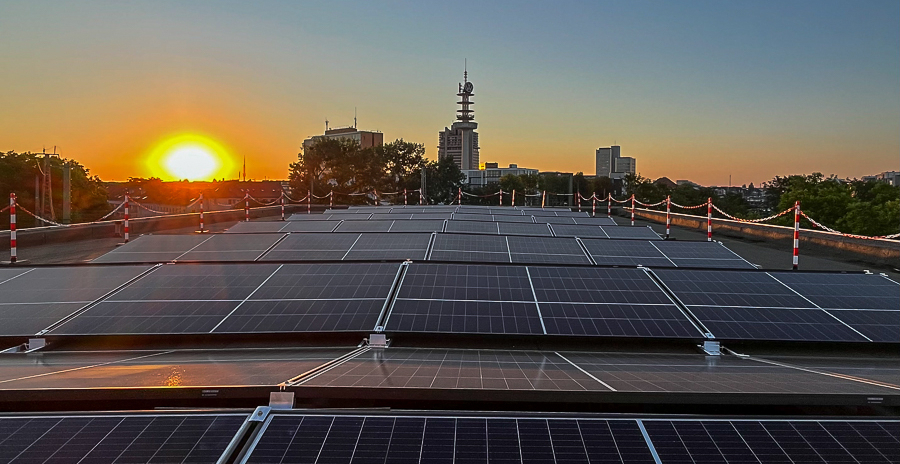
1,2,897,186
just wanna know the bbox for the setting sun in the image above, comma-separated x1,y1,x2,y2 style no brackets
145,133,234,181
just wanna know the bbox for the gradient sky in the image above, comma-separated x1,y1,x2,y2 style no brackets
1,0,898,185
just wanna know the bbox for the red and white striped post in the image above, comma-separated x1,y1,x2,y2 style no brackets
511,190,516,207
541,191,546,208
419,189,424,206
280,192,285,221
199,193,205,232
576,192,581,212
307,189,311,214
374,190,379,207
630,195,635,226
665,195,671,239
9,193,16,263
329,190,333,209
592,194,596,217
607,194,611,218
499,189,503,206
706,197,712,242
244,192,249,222
458,187,462,205
404,188,408,206
792,200,801,270
124,193,130,242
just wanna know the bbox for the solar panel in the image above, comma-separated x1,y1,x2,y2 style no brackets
771,273,900,342
367,213,414,220
601,226,662,240
642,419,900,464
452,212,497,221
176,233,285,261
385,264,542,334
506,236,592,265
580,239,674,267
280,220,341,232
259,233,358,260
548,224,609,238
429,234,510,263
299,349,608,390
342,233,431,261
491,214,535,222
534,216,577,224
326,213,371,220
574,217,619,226
532,210,588,217
409,213,453,220
52,264,281,334
0,265,153,336
652,269,870,342
528,267,703,338
224,221,287,234
212,263,401,333
652,241,754,269
91,234,210,263
0,414,245,464
245,414,656,464
387,219,445,233
287,213,335,220
496,222,552,236
556,352,896,394
444,220,499,234
0,348,353,389
333,220,394,232
756,355,900,386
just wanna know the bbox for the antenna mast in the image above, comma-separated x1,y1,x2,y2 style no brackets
354,107,357,129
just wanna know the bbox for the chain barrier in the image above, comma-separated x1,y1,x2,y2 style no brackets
800,211,900,240
710,203,794,223
634,198,666,207
247,194,282,206
670,201,709,210
15,204,68,227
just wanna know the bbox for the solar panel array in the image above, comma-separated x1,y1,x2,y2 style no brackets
3,204,898,463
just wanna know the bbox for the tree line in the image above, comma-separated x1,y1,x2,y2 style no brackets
0,151,109,227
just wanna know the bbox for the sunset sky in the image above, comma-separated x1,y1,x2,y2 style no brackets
1,0,897,186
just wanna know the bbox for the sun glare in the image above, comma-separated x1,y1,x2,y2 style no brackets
146,133,233,181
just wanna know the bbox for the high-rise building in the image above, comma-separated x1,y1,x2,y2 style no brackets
438,71,480,170
595,145,635,179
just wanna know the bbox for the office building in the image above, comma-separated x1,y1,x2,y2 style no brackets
595,144,635,179
462,163,538,187
303,125,383,153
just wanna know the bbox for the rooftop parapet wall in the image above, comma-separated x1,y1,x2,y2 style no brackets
630,207,899,268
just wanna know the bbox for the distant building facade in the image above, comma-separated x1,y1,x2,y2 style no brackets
863,171,900,187
302,126,384,153
438,71,479,170
462,163,538,187
595,145,635,179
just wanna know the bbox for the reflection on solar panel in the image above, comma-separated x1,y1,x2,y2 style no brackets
642,420,900,464
0,348,354,389
260,233,359,260
385,264,542,334
557,352,895,394
444,220,499,234
601,226,661,240
0,414,245,464
342,233,431,261
429,234,510,263
52,264,281,334
92,234,210,263
653,269,870,342
280,220,341,232
528,267,702,338
333,220,394,232
653,241,754,269
0,266,152,336
497,222,552,236
212,263,401,333
506,236,591,264
580,239,673,267
224,221,287,233
246,415,655,464
771,273,900,342
177,233,285,261
548,224,609,238
300,349,607,390
387,219,445,233
574,217,619,226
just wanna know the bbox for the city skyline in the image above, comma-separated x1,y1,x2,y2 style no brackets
1,1,897,185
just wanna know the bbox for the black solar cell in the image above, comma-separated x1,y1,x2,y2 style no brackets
497,223,552,237
279,220,341,232
246,415,656,464
177,234,285,261
333,220,394,232
387,219,445,232
214,299,387,333
653,241,754,269
259,233,359,261
549,224,609,238
342,233,431,261
0,414,245,464
580,239,672,267
444,220,499,234
92,235,209,263
772,272,900,310
429,234,510,263
535,216,577,224
506,236,591,265
224,221,288,233
574,217,619,226
601,226,662,240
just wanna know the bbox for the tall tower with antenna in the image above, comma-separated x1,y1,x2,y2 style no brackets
438,64,480,170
